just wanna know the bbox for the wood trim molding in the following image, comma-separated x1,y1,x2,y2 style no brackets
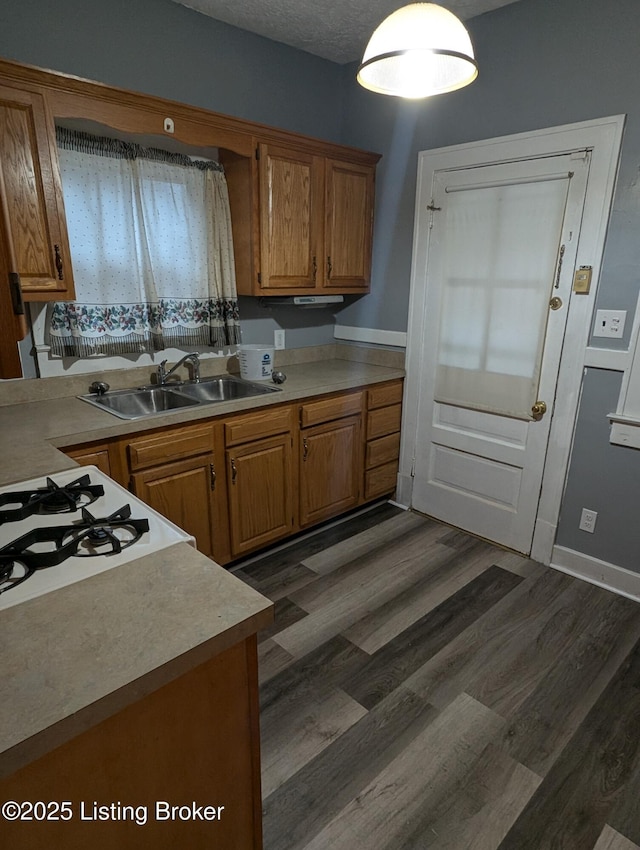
0,56,381,165
334,325,407,347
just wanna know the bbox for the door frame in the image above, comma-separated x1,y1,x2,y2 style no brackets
399,115,625,565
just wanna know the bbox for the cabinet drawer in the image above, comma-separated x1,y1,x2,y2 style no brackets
367,404,401,440
225,405,293,446
300,391,363,428
67,447,112,477
367,380,403,410
365,461,398,500
128,425,214,471
366,432,401,470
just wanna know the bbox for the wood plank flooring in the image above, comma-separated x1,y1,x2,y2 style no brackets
231,503,640,850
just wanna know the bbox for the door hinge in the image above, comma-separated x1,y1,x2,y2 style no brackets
554,244,565,289
427,201,441,229
8,272,24,316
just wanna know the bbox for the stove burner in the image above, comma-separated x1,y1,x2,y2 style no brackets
0,558,31,593
0,504,150,595
85,526,112,547
0,474,105,523
65,505,149,556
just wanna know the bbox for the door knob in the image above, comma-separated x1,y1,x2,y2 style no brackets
531,401,547,421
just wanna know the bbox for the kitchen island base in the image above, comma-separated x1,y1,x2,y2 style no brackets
0,635,263,850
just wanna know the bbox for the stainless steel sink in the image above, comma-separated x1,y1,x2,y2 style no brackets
79,375,281,420
172,375,281,403
80,386,201,420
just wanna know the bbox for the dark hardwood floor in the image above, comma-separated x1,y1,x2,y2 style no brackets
232,503,640,850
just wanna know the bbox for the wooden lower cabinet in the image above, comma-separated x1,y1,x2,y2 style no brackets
0,636,264,850
300,415,361,527
131,454,216,558
65,445,113,478
63,380,403,564
125,424,219,559
226,433,294,558
364,380,403,501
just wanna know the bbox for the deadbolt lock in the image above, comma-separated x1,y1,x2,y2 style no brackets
549,296,563,310
531,400,547,421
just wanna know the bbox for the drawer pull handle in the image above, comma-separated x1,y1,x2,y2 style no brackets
312,255,317,282
326,256,332,279
303,438,309,461
231,458,237,483
209,462,216,491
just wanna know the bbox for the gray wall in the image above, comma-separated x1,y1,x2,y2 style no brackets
0,0,344,347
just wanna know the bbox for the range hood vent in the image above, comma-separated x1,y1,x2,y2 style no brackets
260,295,344,309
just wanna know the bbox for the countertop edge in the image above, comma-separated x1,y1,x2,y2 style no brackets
0,597,272,780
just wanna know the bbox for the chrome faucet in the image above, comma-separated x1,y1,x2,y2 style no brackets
157,352,200,385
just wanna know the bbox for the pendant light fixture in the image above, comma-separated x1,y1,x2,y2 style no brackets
357,3,478,99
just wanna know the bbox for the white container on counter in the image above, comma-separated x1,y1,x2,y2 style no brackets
237,344,274,381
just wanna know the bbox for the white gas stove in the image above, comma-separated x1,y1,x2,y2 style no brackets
0,466,195,610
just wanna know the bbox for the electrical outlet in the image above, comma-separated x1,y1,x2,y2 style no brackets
274,329,285,350
593,309,626,338
579,508,598,533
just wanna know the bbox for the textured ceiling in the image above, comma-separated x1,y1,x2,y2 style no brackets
172,0,523,64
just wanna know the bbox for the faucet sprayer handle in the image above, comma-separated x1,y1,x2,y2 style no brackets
89,381,110,396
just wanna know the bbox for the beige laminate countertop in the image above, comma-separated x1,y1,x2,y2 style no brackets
0,354,404,779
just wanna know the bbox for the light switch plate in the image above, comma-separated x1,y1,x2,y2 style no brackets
593,309,626,338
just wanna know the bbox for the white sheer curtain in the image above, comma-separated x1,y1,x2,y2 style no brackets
49,128,240,356
435,174,571,419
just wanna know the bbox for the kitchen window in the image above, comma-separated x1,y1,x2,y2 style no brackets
48,128,240,358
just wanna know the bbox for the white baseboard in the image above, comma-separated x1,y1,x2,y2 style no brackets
334,325,407,347
551,545,640,602
388,499,409,510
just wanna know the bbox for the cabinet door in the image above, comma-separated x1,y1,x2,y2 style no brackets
324,159,374,291
131,454,216,557
0,83,74,300
300,415,362,527
227,433,294,557
258,143,323,291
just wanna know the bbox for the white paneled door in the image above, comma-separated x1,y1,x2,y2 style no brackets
410,152,590,553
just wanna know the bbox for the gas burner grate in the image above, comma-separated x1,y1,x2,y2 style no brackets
0,474,105,523
0,505,150,595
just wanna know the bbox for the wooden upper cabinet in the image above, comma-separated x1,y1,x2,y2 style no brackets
247,142,376,296
0,83,74,301
324,159,374,291
258,143,323,291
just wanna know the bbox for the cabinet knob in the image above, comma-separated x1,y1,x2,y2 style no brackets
209,463,216,491
303,438,309,461
230,458,237,483
312,255,317,282
326,256,332,280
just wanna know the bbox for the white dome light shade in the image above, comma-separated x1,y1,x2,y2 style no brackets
357,3,478,99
